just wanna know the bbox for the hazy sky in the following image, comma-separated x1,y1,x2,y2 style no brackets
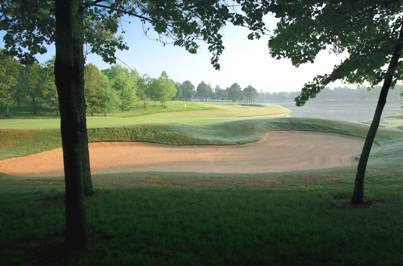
0,15,347,92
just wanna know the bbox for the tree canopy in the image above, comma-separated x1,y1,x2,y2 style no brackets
0,53,19,116
227,83,243,102
260,1,402,105
85,64,118,115
195,81,213,101
103,65,137,111
147,71,177,106
243,85,258,104
0,0,268,69
247,0,402,205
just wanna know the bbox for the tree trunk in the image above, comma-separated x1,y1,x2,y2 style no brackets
351,24,403,205
32,98,37,114
55,0,87,250
16,97,21,109
77,29,93,196
81,106,93,196
5,104,9,117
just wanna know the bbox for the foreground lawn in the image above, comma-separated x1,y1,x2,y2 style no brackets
1,165,403,266
0,102,289,129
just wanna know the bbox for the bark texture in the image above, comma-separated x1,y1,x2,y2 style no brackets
55,0,87,249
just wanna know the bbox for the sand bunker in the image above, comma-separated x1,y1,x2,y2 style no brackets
0,131,364,176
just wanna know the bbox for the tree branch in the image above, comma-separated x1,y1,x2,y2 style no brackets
82,0,108,10
91,3,154,23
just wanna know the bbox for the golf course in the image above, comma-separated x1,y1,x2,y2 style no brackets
1,101,403,265
1,1,403,264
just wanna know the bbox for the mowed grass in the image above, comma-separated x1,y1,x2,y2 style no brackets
0,101,289,129
1,166,403,265
1,118,403,265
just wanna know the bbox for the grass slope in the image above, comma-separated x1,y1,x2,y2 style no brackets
0,117,401,161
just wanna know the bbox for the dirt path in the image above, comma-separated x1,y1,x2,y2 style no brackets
0,131,363,176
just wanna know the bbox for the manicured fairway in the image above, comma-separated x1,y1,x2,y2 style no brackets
0,102,289,129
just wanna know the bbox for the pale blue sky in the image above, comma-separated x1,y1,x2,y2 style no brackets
0,15,346,92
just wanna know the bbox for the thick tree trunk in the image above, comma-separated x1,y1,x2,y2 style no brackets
55,0,87,250
351,24,403,205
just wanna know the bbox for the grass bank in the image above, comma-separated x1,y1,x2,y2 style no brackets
0,117,401,161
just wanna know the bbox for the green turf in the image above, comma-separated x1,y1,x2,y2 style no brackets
1,165,403,266
1,117,403,265
0,102,289,129
3,101,215,119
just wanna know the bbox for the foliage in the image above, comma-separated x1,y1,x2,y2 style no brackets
0,0,264,69
227,83,243,102
174,82,183,100
258,85,403,102
195,81,213,101
252,0,403,105
243,85,258,103
103,65,137,111
178,80,196,100
0,53,20,116
41,60,58,114
136,74,151,108
24,63,49,114
84,64,118,116
147,72,177,106
214,85,227,101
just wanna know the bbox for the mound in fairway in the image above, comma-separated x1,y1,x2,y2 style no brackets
0,131,364,176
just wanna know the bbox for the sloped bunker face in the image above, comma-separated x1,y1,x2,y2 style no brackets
0,131,363,176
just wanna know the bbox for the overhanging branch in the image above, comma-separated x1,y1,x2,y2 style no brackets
91,3,154,23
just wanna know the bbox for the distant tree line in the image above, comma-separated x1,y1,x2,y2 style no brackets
0,53,260,117
258,86,403,103
175,81,258,103
7,50,400,118
0,53,178,117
